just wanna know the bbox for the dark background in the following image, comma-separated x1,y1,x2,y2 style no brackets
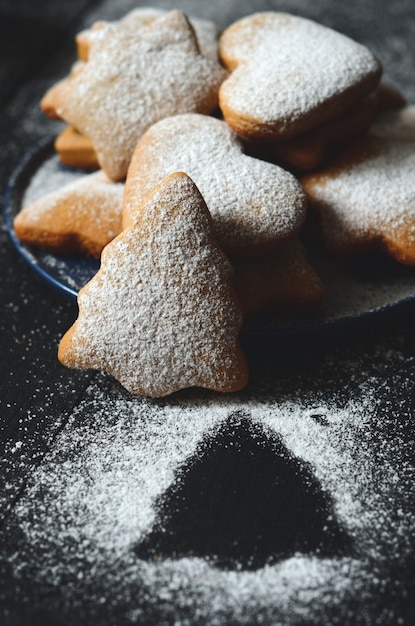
1,1,415,624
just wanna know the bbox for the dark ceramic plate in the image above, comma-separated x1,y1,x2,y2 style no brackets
5,137,415,336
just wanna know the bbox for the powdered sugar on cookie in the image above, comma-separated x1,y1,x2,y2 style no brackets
218,12,382,138
47,11,227,181
14,170,124,258
301,137,415,265
123,113,307,259
58,172,249,397
76,8,219,62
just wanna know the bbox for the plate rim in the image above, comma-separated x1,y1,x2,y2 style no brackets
4,136,92,301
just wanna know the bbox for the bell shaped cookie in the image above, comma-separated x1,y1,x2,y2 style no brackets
123,113,307,259
58,172,249,397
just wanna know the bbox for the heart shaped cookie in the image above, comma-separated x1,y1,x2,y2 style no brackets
218,12,382,139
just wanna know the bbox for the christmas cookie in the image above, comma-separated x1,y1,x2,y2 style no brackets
14,170,124,258
123,113,307,259
234,241,325,316
245,83,405,172
55,125,99,170
218,12,382,139
41,10,227,181
58,172,249,397
41,61,84,121
301,135,415,265
76,8,219,62
245,92,379,172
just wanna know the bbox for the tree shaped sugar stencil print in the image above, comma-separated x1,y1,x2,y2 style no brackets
7,361,415,624
135,411,351,570
58,172,249,397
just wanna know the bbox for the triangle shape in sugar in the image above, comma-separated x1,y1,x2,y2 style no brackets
136,412,351,570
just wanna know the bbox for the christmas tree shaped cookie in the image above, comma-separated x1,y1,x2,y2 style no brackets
58,172,249,397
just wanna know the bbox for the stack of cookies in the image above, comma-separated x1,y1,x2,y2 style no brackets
13,9,414,397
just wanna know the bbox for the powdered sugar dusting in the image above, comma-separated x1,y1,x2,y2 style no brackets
5,343,415,624
3,4,415,622
15,168,124,258
218,12,381,136
55,11,227,180
20,169,123,227
302,138,415,260
123,113,306,258
77,7,220,62
13,149,415,325
59,173,247,396
23,153,82,205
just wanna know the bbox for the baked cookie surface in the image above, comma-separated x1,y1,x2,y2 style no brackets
58,172,249,397
55,125,99,170
234,241,325,316
76,7,219,62
301,135,415,265
218,12,382,139
13,170,124,259
43,10,227,181
244,83,405,173
123,113,307,259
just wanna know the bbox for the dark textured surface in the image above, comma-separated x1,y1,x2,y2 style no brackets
1,1,415,625
135,413,352,570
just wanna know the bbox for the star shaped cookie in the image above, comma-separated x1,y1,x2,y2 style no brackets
301,132,415,265
76,7,219,62
42,10,227,181
14,171,124,258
